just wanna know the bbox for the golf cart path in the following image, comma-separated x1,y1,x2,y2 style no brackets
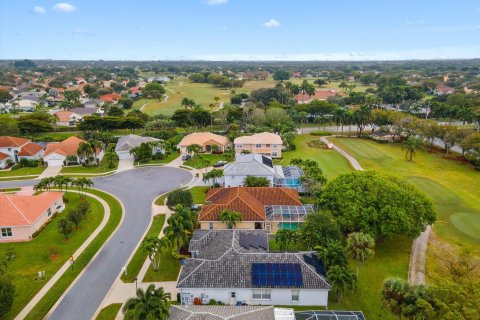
321,136,428,285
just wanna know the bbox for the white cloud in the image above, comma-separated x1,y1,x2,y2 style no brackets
33,6,46,14
52,3,77,13
205,0,228,5
263,19,280,28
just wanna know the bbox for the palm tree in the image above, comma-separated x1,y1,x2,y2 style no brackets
275,229,297,251
382,278,410,320
316,241,347,271
186,144,201,156
346,232,375,277
219,209,242,229
326,265,357,302
353,105,372,136
402,136,423,161
202,169,224,187
332,107,348,132
89,140,104,165
77,142,94,165
164,215,190,252
122,284,171,320
141,237,170,271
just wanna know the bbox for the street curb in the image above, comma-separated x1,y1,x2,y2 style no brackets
43,189,125,320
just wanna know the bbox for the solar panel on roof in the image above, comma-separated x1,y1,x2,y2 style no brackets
261,155,273,168
251,263,303,287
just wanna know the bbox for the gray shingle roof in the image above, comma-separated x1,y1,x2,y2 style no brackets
168,305,275,320
224,154,284,178
115,134,159,152
179,230,329,290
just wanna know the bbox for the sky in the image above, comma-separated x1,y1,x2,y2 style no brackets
0,0,479,61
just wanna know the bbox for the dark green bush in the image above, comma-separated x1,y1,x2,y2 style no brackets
167,189,193,209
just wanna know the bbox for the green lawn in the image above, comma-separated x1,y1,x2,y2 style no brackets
0,165,44,177
183,153,228,169
132,78,231,116
279,134,353,180
142,249,181,282
190,186,209,204
23,189,123,320
121,215,166,283
330,137,480,254
330,236,412,319
0,187,21,192
60,157,118,174
95,303,122,320
137,152,179,166
0,192,104,320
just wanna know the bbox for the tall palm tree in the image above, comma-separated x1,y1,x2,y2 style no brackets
141,237,170,271
382,278,410,320
326,265,357,302
89,140,104,165
77,142,94,165
164,215,190,252
402,136,423,161
332,107,348,132
275,229,297,251
346,232,375,277
122,284,171,320
219,209,242,229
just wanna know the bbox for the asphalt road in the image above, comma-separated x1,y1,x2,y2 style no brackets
0,167,192,320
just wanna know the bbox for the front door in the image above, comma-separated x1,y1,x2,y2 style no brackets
206,145,212,153
229,291,237,305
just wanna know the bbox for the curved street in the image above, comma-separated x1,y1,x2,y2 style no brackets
0,167,192,320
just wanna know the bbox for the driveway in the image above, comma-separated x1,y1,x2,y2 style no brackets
117,158,134,172
0,167,192,320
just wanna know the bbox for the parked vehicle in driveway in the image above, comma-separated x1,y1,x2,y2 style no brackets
213,160,227,167
181,154,191,161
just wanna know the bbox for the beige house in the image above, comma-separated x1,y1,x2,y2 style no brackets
234,132,283,158
177,132,229,154
0,192,65,242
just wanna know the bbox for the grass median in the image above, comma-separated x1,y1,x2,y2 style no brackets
95,303,122,320
121,214,166,283
23,189,123,320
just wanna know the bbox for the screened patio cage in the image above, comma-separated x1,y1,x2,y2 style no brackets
265,205,315,232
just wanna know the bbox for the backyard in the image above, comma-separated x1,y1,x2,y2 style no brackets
0,192,104,319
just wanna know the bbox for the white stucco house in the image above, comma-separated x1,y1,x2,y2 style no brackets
223,154,284,187
0,136,31,163
44,136,103,167
178,230,330,307
115,134,161,160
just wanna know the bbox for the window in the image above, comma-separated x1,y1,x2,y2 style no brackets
47,208,52,217
7,148,11,151
291,290,300,302
252,289,271,300
272,144,278,148
266,144,271,148
230,292,236,298
208,222,214,230
236,144,242,148
255,144,262,148
272,152,278,157
1,228,13,238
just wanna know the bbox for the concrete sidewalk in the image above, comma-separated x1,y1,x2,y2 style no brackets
15,191,111,320
320,137,364,171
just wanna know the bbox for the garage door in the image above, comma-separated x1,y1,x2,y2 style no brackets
46,159,64,167
117,151,133,160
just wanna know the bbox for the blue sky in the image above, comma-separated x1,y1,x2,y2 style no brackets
1,0,479,60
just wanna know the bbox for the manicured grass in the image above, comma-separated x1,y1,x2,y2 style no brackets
155,190,174,206
142,249,181,282
0,176,40,181
132,78,230,116
190,186,209,204
95,303,122,320
329,236,412,320
0,192,104,319
279,134,353,180
183,153,228,169
0,187,21,192
0,165,44,177
330,137,480,253
121,215,166,283
137,152,179,166
23,189,123,320
61,157,118,174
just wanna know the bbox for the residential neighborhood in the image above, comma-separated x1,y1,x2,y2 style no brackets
0,1,479,320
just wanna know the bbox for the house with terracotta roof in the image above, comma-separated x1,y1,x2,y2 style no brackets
17,142,44,160
198,187,314,232
294,89,344,104
54,108,97,126
0,192,65,242
434,84,455,95
234,132,283,158
177,132,230,154
44,136,103,167
0,136,31,166
99,93,121,103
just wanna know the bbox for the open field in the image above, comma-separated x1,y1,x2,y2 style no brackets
133,78,230,116
121,214,166,283
330,137,480,254
23,189,123,320
0,192,104,319
0,165,44,178
278,134,353,180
